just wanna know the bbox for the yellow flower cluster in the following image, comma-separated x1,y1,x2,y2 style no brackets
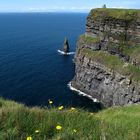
48,99,53,104
26,136,32,140
26,101,78,140
58,106,64,110
35,129,40,134
48,100,77,112
70,107,76,111
56,125,62,130
26,129,40,140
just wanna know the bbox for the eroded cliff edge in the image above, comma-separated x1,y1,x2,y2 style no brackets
71,8,140,107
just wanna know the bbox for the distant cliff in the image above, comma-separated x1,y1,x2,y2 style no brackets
72,8,140,107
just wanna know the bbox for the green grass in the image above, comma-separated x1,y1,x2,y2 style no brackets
89,8,140,21
80,34,99,44
0,98,140,140
122,45,140,64
81,48,140,83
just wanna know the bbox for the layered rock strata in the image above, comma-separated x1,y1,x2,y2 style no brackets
72,8,140,107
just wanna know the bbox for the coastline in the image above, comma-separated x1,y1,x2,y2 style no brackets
57,50,75,55
68,82,99,102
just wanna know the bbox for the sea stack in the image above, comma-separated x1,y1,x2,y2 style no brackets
63,38,70,53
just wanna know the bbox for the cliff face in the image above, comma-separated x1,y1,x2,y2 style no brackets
86,9,140,43
72,8,140,107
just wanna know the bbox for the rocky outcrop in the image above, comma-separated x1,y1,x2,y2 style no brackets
72,8,140,107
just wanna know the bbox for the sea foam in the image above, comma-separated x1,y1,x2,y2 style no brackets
68,82,98,102
57,50,75,55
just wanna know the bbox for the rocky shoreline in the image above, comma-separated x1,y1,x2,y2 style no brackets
68,82,98,102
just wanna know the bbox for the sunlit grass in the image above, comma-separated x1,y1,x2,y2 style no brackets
80,34,99,44
0,98,140,140
81,48,140,84
90,8,140,21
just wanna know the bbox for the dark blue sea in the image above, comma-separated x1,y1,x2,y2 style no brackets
0,13,101,111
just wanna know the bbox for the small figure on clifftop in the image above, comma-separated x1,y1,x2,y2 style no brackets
63,37,70,53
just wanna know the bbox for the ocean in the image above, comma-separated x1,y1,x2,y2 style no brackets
0,13,101,111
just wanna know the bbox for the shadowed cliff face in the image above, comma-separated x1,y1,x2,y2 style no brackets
72,8,140,107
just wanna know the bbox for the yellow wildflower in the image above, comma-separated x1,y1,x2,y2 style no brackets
48,99,53,104
58,106,64,110
56,125,62,130
35,130,40,134
70,107,76,111
26,136,32,140
73,129,77,133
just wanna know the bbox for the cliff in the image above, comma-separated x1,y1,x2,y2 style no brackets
72,8,140,107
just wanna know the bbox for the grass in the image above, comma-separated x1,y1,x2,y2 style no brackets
80,48,140,83
0,98,140,140
122,45,140,64
80,34,99,44
89,8,140,21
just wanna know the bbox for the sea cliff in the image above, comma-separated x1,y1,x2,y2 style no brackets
72,8,140,107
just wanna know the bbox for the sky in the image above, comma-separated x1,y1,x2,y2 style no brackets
0,0,139,13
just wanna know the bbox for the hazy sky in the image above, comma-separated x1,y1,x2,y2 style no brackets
0,0,139,12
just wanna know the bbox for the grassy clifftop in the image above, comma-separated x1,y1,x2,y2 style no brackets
0,98,140,140
81,48,140,84
89,8,140,21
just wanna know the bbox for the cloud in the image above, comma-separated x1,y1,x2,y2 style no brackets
28,8,47,11
26,6,93,12
109,6,129,9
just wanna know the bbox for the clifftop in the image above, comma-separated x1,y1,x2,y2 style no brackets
89,8,140,21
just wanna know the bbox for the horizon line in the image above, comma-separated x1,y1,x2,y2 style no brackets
0,7,139,14
0,11,89,14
